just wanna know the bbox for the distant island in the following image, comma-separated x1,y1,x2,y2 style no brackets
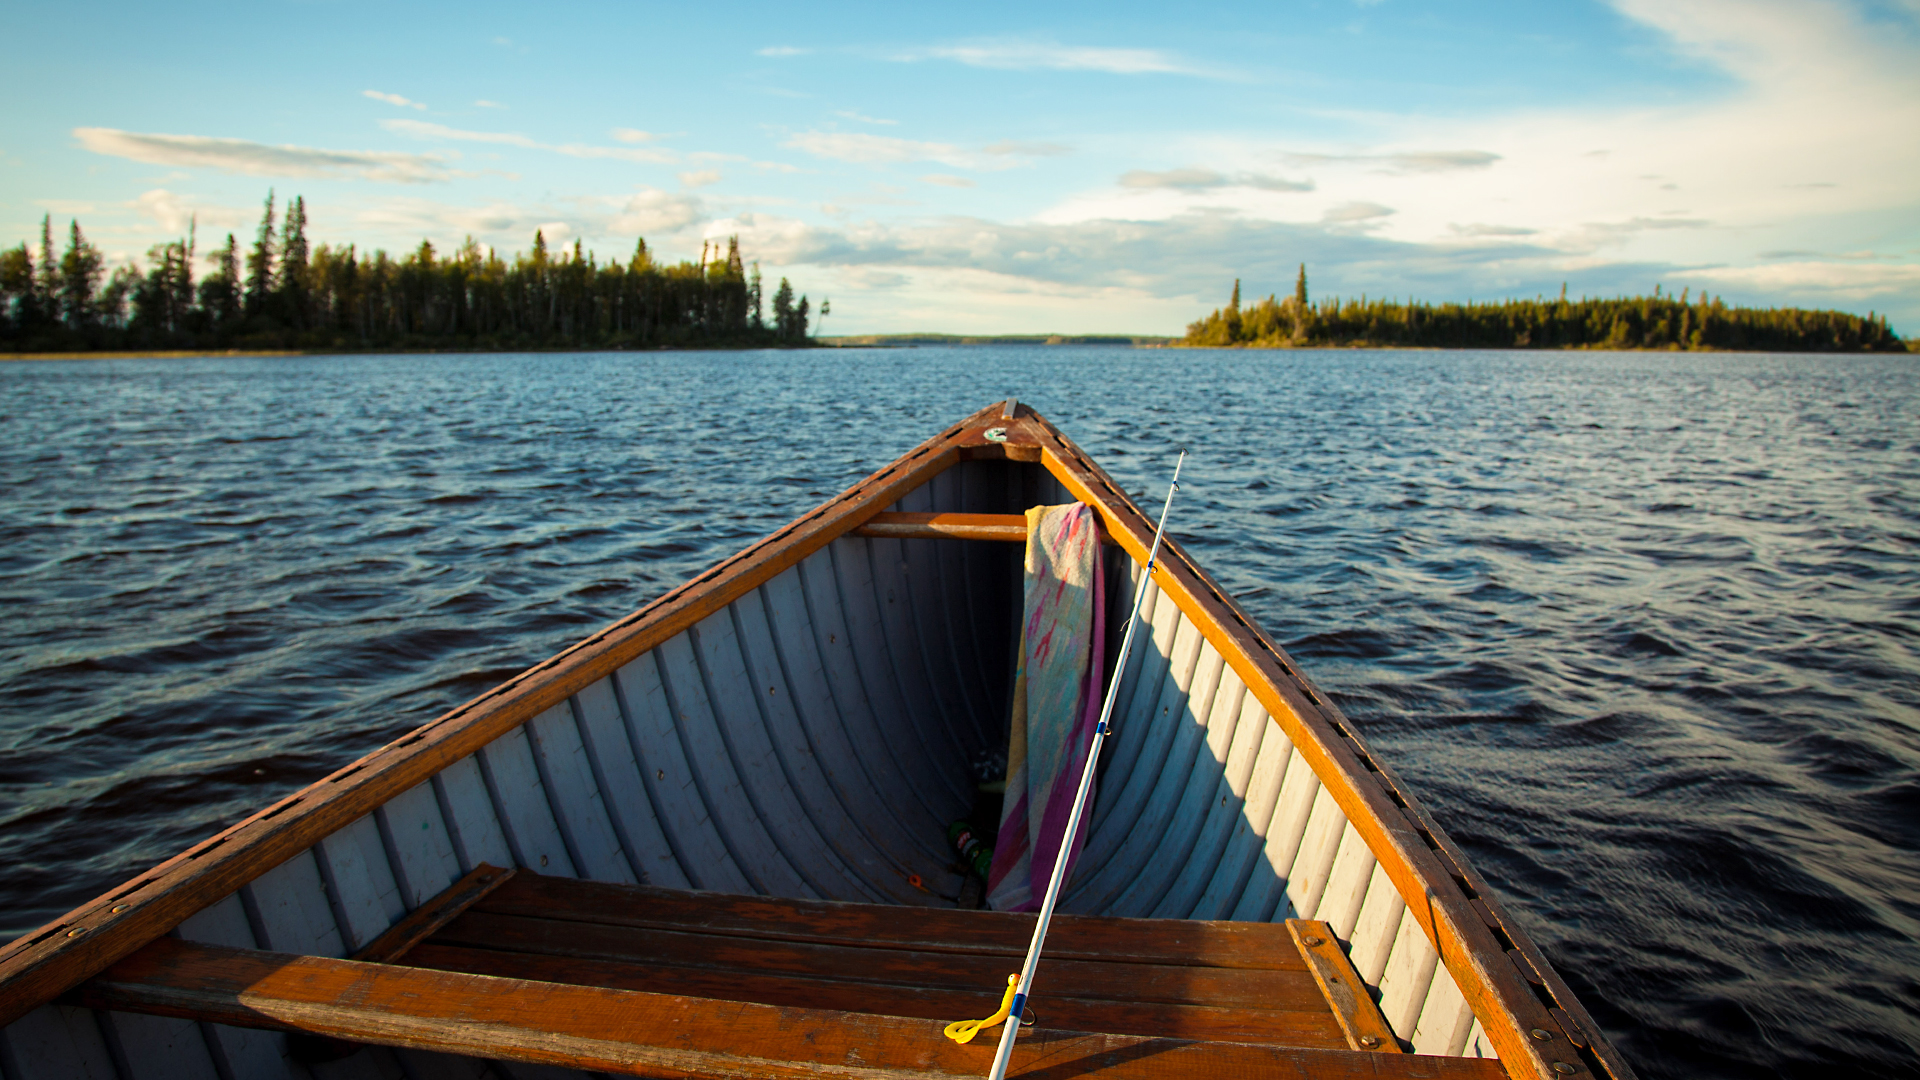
1182,267,1908,352
0,192,817,354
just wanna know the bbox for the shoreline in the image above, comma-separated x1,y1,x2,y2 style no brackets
4,340,1911,362
0,343,827,363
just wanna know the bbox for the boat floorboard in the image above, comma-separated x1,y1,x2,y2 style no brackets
413,873,1345,1048
77,871,1505,1078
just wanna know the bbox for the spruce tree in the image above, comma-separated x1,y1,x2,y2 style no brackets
749,262,763,330
246,190,276,317
59,220,104,329
1293,264,1308,309
771,276,795,339
36,216,58,312
199,233,241,326
278,196,309,326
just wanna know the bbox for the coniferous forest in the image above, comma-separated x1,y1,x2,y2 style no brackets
0,192,817,353
1184,267,1908,352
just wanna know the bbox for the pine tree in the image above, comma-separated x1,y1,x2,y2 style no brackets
796,294,810,339
246,190,276,316
199,233,242,326
1292,264,1308,309
36,216,58,312
59,220,104,329
817,297,830,337
749,262,763,330
278,195,309,326
771,276,795,339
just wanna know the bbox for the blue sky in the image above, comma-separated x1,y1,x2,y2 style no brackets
4,0,1916,334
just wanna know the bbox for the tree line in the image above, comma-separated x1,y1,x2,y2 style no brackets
0,192,822,352
1184,266,1907,352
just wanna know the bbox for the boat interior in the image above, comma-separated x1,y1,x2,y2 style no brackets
0,404,1625,1080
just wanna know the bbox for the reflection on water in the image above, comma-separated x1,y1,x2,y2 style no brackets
1,347,1916,1078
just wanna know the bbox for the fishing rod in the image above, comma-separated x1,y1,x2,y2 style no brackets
984,450,1186,1080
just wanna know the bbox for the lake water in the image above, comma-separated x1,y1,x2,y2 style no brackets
1,347,1915,1078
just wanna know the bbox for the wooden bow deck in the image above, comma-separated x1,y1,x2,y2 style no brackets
77,867,1501,1079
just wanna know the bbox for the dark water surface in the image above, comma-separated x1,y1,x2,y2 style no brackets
2,348,1916,1078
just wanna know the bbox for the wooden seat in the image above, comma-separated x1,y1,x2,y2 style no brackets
78,867,1503,1079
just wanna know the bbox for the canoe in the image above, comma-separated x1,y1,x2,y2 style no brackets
0,400,1634,1080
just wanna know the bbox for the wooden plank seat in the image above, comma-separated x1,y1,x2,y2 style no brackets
76,869,1506,1079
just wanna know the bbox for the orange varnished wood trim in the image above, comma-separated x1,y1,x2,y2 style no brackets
852,511,1115,544
1287,919,1402,1053
854,511,1029,542
77,938,1509,1080
0,403,1011,1028
1018,411,1631,1080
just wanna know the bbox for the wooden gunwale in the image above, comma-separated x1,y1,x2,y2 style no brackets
1014,409,1629,1080
0,399,1630,1080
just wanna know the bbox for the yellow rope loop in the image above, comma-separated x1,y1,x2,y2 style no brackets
943,974,1020,1044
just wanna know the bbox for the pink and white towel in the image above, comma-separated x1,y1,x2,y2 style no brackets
986,502,1107,912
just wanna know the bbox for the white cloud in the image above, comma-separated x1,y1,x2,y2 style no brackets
678,169,722,189
474,100,507,109
837,110,898,126
1281,150,1501,174
758,45,808,56
363,90,427,110
1120,168,1313,192
74,127,454,183
609,188,705,235
901,40,1202,76
842,267,910,289
781,132,1074,172
1670,261,1920,298
1323,201,1395,223
784,131,976,169
380,119,679,164
611,128,664,143
922,174,976,188
132,189,246,234
1554,216,1709,253
1450,222,1538,238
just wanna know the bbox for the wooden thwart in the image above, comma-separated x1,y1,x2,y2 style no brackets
853,512,1115,544
1287,919,1402,1054
79,937,1506,1080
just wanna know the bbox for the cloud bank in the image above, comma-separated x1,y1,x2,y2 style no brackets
73,127,453,183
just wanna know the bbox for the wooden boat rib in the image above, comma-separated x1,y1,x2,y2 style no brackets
0,400,1634,1080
